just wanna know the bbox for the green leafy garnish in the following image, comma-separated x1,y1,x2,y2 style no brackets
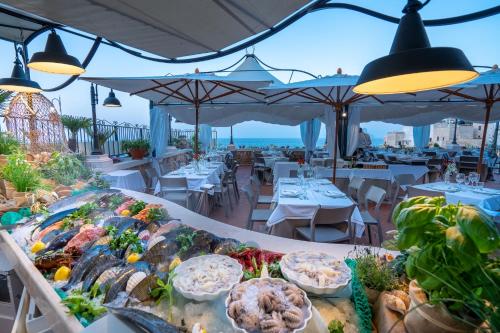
145,207,166,222
128,200,146,215
149,273,176,321
328,319,344,333
89,282,101,299
108,195,125,210
175,229,196,255
62,293,106,322
109,228,143,253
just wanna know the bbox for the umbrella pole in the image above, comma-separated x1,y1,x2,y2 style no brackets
478,102,492,175
332,105,340,183
194,80,199,155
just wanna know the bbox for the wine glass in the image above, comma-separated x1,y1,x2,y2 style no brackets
455,173,465,188
469,172,479,187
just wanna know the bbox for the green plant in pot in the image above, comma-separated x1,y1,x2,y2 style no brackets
61,115,91,152
392,196,499,332
121,139,150,160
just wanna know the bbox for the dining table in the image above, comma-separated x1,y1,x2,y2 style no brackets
267,178,365,239
154,161,225,195
411,182,500,222
103,170,146,192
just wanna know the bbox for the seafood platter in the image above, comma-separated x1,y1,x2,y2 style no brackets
2,189,368,333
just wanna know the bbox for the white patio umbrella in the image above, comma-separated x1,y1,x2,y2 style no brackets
439,66,500,173
81,73,270,154
261,69,377,182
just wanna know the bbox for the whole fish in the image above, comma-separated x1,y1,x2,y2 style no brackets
103,217,144,236
81,256,122,292
62,245,111,291
128,271,167,302
105,307,183,333
48,189,120,213
35,252,74,271
104,262,151,303
103,266,137,303
37,208,77,231
39,228,80,254
41,229,62,244
141,239,178,265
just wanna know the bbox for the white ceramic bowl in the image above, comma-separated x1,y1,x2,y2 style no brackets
173,254,243,301
280,251,351,296
225,277,313,333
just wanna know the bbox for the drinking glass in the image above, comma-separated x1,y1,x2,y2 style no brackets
464,176,471,187
469,172,479,187
455,173,465,188
477,181,485,189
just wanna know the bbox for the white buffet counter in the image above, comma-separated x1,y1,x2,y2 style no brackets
0,189,394,333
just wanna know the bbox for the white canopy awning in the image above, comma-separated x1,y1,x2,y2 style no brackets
81,73,269,104
2,0,311,58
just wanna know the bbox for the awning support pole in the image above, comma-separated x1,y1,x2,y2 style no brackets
194,80,200,156
478,102,492,175
332,104,340,183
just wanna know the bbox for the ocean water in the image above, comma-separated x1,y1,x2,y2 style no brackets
216,137,384,148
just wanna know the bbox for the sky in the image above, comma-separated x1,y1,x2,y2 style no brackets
0,0,499,139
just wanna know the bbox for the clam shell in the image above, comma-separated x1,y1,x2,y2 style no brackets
126,271,147,294
96,267,120,286
147,235,165,250
138,230,150,241
94,235,112,246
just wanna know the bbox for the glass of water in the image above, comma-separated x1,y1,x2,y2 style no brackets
455,173,465,188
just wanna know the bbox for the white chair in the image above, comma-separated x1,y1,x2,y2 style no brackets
158,177,191,208
250,174,273,205
360,186,386,245
214,172,233,217
389,174,417,220
289,169,298,178
348,177,365,203
295,205,356,243
242,185,273,230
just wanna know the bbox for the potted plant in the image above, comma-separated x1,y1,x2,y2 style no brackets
61,115,91,152
121,139,150,159
392,196,499,332
1,152,41,204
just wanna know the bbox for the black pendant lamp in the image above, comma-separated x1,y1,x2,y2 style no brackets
103,89,121,107
354,0,478,95
0,57,42,93
28,30,85,75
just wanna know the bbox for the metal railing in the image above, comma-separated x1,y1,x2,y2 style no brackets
65,118,150,157
171,128,218,149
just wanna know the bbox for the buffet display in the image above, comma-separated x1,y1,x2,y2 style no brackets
7,189,370,332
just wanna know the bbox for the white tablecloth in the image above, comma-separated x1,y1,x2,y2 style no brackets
412,182,500,222
335,168,394,181
387,165,429,181
267,178,365,238
103,170,146,192
264,156,288,168
154,162,224,194
273,161,347,184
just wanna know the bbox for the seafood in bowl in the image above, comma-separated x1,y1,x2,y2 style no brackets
280,251,351,295
226,278,312,333
173,254,243,301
